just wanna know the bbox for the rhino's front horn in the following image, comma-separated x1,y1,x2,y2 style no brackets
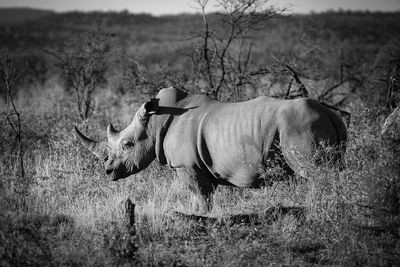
107,124,119,140
74,126,107,159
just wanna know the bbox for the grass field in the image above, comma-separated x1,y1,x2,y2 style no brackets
1,8,400,266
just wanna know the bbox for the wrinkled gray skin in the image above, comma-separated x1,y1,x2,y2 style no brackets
76,87,347,214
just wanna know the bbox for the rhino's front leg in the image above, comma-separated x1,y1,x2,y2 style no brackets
175,167,217,214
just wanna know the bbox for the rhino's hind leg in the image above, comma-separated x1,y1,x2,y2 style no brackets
262,134,295,184
175,167,217,215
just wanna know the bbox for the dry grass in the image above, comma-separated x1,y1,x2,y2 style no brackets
1,84,400,266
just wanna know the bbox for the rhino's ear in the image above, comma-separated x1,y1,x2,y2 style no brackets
144,98,159,115
134,98,159,125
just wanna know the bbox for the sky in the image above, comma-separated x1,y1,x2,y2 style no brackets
0,0,399,15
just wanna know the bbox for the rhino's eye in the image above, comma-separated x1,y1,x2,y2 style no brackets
103,155,109,162
121,140,134,151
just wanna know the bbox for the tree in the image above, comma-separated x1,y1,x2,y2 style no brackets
191,0,283,100
1,55,24,178
47,31,116,121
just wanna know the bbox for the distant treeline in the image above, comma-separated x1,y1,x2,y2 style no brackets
0,8,399,100
0,8,399,52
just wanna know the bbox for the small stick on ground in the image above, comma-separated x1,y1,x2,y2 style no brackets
125,198,136,230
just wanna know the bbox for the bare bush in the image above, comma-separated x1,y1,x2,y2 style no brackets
191,0,284,100
47,31,117,121
1,54,24,178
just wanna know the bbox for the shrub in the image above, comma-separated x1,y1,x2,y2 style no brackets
47,31,118,121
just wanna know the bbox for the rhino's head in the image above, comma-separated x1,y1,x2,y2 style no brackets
75,99,159,181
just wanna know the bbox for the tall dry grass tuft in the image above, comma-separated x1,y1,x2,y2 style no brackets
295,109,400,265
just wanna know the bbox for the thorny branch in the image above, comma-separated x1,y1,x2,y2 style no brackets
197,0,215,91
271,54,351,127
284,64,309,98
193,0,281,100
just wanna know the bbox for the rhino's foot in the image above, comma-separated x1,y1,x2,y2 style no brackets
174,167,217,215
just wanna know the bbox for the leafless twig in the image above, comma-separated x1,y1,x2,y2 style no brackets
191,0,283,100
1,55,24,178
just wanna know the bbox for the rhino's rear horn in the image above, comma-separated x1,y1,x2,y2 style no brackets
74,126,107,159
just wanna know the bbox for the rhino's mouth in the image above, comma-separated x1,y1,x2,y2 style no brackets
108,172,119,182
105,168,120,181
107,166,134,181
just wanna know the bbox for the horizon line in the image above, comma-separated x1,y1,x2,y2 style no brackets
1,6,399,16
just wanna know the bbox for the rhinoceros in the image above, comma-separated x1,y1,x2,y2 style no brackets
75,87,347,213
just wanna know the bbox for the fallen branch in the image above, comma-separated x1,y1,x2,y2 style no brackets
171,205,306,226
